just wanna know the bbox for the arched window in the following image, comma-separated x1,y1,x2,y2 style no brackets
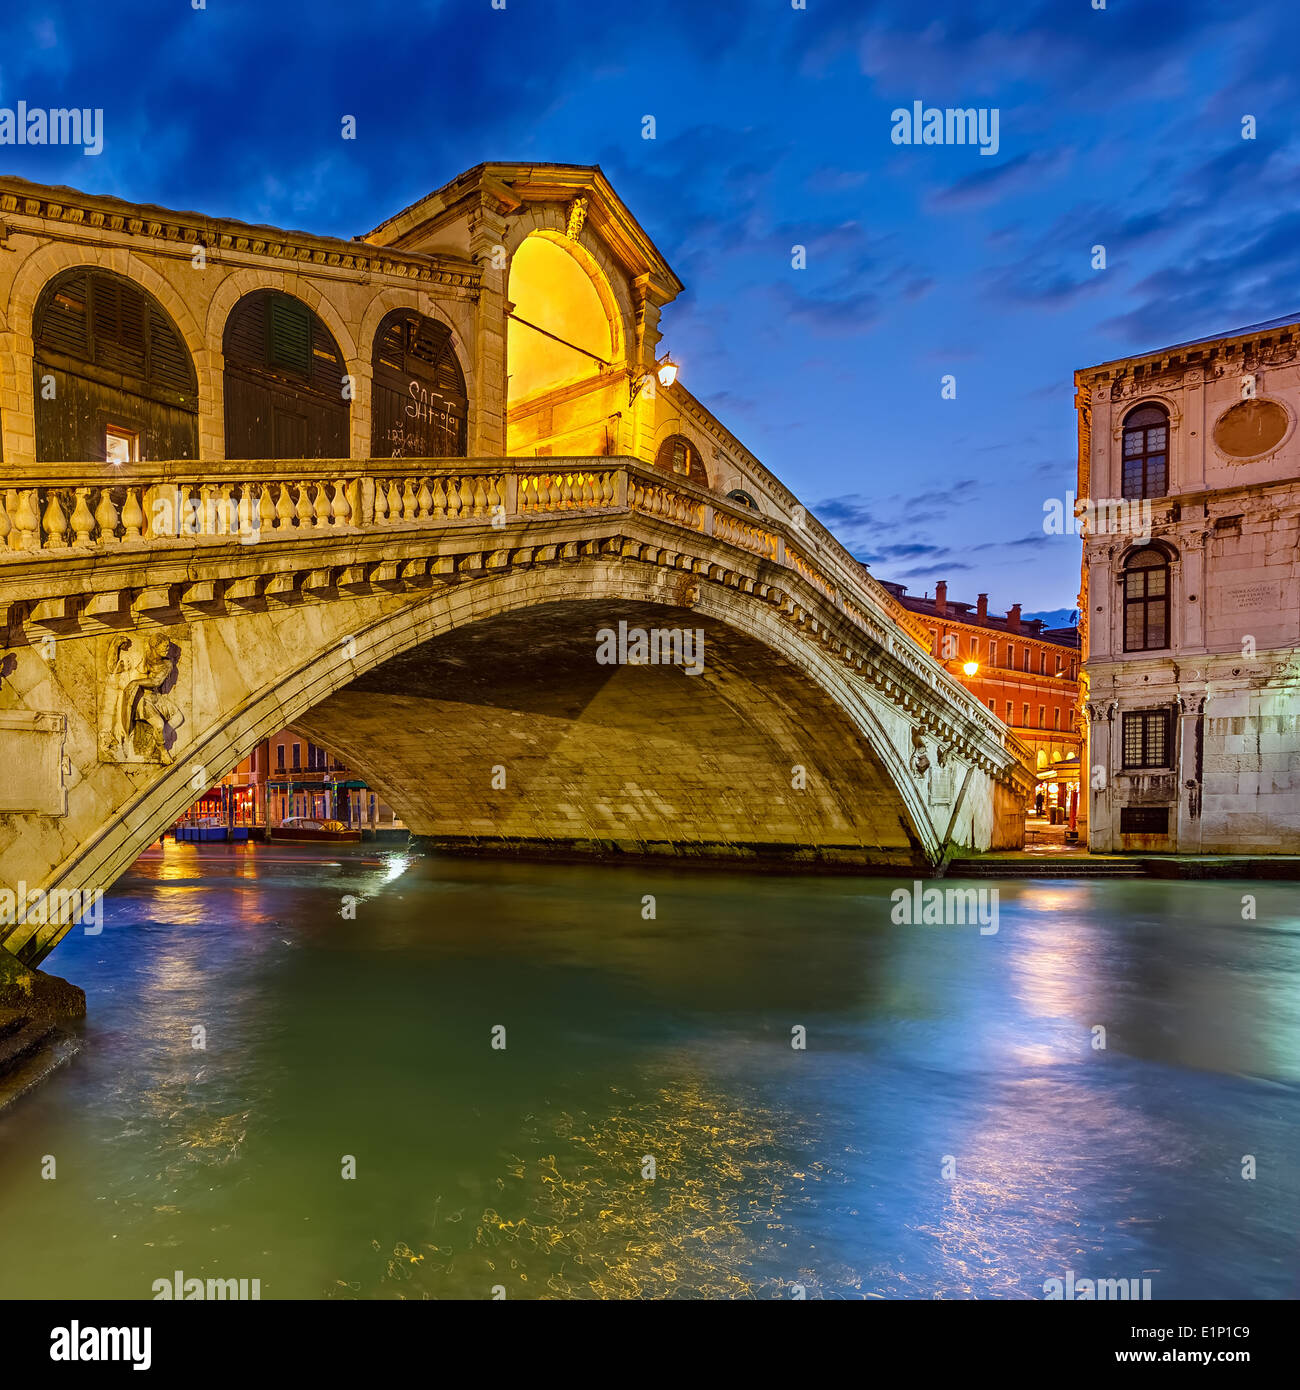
726,489,759,510
1123,547,1170,651
371,310,467,458
1122,403,1169,499
223,290,348,459
655,434,707,485
33,268,197,463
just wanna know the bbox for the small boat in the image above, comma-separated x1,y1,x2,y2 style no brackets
270,817,362,844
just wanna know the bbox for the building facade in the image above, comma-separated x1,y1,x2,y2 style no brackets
1077,317,1300,853
177,730,401,832
880,579,1082,818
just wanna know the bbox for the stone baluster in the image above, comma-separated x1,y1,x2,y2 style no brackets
332,480,351,526
42,490,68,549
295,483,313,530
121,488,144,541
71,488,96,545
276,483,294,531
313,483,330,529
257,484,275,537
374,480,389,524
0,491,11,549
431,478,447,518
15,490,40,550
472,476,487,517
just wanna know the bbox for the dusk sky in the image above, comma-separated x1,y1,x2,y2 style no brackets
2,0,1295,618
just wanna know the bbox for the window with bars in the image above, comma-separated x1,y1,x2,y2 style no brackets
1121,403,1169,499
1124,547,1170,650
1122,709,1171,768
1120,806,1169,835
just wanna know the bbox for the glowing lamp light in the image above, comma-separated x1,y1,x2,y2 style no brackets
656,356,679,388
962,660,980,677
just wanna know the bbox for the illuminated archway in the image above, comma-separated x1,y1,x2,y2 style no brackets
506,233,623,457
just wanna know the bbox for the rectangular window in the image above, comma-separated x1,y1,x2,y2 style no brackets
1039,653,1046,674
1021,703,1029,725
1038,706,1046,728
276,744,285,772
1122,709,1171,769
105,424,138,465
1005,701,1013,722
291,743,300,770
1124,556,1170,651
1120,806,1170,835
970,636,979,657
1054,708,1061,731
988,700,996,712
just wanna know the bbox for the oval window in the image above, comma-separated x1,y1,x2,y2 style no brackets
1212,398,1288,459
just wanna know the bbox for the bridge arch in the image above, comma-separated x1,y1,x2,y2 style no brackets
4,555,959,964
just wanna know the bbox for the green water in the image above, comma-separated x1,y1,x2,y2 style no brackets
1,844,1298,1299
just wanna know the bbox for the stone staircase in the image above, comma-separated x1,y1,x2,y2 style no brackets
946,856,1144,878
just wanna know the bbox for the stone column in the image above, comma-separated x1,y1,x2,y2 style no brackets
1088,703,1114,852
466,198,514,456
1175,695,1204,852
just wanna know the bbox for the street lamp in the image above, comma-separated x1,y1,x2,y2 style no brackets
962,660,980,677
629,355,679,404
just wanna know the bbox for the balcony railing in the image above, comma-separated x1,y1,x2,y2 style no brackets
0,456,1031,772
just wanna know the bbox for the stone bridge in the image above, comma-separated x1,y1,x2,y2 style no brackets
0,456,1033,963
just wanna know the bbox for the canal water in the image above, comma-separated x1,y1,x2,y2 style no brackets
1,846,1297,1300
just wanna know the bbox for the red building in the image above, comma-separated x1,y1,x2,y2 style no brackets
880,579,1083,822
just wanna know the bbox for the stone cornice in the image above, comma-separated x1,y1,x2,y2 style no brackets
0,176,481,291
1076,321,1300,390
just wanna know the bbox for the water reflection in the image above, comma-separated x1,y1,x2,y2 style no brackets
0,849,1297,1299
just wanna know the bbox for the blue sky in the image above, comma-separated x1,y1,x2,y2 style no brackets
3,0,1297,617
